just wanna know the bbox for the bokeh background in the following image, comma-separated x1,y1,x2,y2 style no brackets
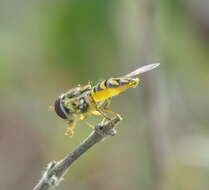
1,0,209,189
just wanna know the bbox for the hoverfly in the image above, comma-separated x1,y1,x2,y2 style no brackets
53,63,160,137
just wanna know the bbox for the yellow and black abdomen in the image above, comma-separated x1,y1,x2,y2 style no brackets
91,77,139,102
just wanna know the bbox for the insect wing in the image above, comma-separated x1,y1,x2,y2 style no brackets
124,63,160,78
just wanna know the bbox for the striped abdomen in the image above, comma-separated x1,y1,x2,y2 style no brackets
91,77,139,102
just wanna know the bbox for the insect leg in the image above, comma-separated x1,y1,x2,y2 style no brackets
65,119,77,137
95,107,112,120
85,121,95,129
102,99,123,120
102,108,123,120
80,84,92,91
90,96,112,120
102,98,111,109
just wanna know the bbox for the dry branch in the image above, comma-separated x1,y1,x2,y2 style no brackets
33,116,121,190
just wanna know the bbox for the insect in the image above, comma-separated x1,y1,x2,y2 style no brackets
52,63,160,137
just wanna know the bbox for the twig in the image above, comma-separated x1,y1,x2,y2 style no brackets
33,116,121,190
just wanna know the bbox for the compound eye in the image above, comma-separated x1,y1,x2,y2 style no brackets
54,96,68,119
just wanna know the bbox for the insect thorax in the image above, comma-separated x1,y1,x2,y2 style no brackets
63,88,91,113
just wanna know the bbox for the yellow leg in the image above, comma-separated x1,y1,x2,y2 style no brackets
86,121,95,129
96,107,112,120
80,84,92,91
80,114,87,120
103,98,112,109
65,121,76,137
103,108,123,120
91,97,114,121
102,99,123,120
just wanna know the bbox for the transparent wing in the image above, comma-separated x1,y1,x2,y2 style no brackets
124,63,160,78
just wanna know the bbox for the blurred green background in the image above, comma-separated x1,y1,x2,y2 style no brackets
1,0,209,189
